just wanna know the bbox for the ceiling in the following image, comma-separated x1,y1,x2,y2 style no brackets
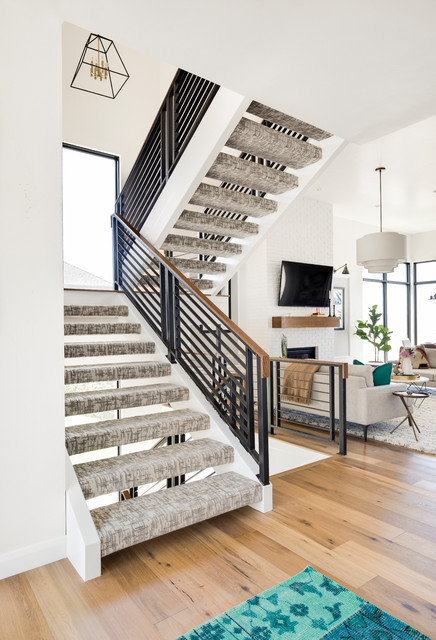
61,0,436,232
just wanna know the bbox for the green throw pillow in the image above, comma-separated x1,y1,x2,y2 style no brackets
353,359,364,365
372,362,392,386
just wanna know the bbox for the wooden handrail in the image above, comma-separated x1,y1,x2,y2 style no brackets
115,214,270,377
270,356,348,380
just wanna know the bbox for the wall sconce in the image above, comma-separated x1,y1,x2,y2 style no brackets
334,263,350,275
71,34,129,99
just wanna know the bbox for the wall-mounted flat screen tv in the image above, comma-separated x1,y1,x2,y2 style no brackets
278,260,333,307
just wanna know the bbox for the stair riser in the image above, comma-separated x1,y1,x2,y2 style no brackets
227,118,322,169
65,343,155,358
64,323,141,336
65,387,189,417
190,183,277,218
65,362,171,385
64,306,128,317
76,443,234,499
66,410,210,455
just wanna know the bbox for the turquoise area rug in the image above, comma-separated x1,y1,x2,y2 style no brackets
178,566,429,639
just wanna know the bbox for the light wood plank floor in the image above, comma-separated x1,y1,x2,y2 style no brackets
1,431,436,639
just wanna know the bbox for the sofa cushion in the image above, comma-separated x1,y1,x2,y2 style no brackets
424,347,436,368
372,362,392,386
348,363,374,387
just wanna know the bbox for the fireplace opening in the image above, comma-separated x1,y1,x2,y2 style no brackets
287,346,317,359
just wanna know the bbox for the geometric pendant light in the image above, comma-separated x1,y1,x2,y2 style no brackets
70,34,129,99
356,167,407,273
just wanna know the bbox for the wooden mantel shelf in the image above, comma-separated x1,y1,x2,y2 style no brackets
272,316,340,328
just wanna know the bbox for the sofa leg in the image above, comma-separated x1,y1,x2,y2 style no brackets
363,425,368,442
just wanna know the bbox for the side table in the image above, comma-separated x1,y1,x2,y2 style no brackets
391,391,429,441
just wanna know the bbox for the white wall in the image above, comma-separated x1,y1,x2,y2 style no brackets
236,198,336,361
63,22,177,186
0,0,66,578
409,230,436,262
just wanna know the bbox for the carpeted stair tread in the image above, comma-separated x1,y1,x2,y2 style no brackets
169,258,227,275
65,409,210,455
91,471,262,556
65,383,189,416
189,278,213,290
75,438,234,499
207,152,298,195
174,210,258,238
190,183,277,218
65,361,171,385
65,341,155,358
226,117,322,169
139,273,214,291
246,101,332,141
64,322,141,336
64,305,129,317
161,234,242,258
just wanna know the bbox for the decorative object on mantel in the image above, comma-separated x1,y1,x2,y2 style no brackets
280,333,287,357
356,167,407,273
334,263,350,275
71,33,130,99
272,316,340,328
354,304,392,362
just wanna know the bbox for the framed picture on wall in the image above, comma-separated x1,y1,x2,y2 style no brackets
334,286,344,330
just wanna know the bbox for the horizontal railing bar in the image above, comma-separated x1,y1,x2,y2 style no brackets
118,255,162,307
115,214,270,378
119,269,162,324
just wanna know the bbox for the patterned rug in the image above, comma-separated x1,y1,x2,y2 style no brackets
178,566,429,639
280,393,436,455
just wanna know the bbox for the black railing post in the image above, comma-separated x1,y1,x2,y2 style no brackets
112,215,119,290
257,361,269,486
338,365,347,455
269,360,275,435
245,347,255,451
160,263,168,346
166,270,177,363
276,361,282,428
329,366,336,442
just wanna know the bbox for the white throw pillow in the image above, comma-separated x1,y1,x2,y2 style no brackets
425,347,436,368
348,364,374,387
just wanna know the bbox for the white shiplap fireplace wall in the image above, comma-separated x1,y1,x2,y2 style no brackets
235,197,335,360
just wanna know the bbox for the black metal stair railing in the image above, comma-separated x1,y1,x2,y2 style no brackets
112,214,270,485
269,357,347,455
116,69,219,232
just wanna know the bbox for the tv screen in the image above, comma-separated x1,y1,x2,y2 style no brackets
278,260,333,307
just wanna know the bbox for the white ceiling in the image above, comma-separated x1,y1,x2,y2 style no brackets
61,0,436,232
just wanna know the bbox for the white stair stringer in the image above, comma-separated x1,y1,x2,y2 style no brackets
64,290,271,582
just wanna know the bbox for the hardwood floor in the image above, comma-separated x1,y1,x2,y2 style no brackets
1,432,436,639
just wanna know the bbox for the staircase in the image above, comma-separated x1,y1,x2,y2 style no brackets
118,71,344,297
64,300,263,578
153,105,341,296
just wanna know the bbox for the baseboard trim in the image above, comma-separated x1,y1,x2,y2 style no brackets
0,535,66,580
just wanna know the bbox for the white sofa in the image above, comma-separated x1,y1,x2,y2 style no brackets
280,363,410,441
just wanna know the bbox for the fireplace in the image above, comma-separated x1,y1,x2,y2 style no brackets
287,346,317,360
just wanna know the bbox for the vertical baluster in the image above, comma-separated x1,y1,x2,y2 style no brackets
257,357,269,486
269,360,275,435
246,347,255,451
276,361,282,428
329,365,336,441
338,364,347,455
111,215,119,290
160,263,167,346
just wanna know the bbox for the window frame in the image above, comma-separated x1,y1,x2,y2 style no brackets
413,260,436,344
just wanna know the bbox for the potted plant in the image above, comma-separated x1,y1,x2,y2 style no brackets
354,304,392,362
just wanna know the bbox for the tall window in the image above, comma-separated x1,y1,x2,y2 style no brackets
63,145,119,288
414,261,436,344
362,264,410,361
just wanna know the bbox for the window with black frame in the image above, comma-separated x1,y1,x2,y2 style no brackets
361,264,410,361
414,261,436,344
